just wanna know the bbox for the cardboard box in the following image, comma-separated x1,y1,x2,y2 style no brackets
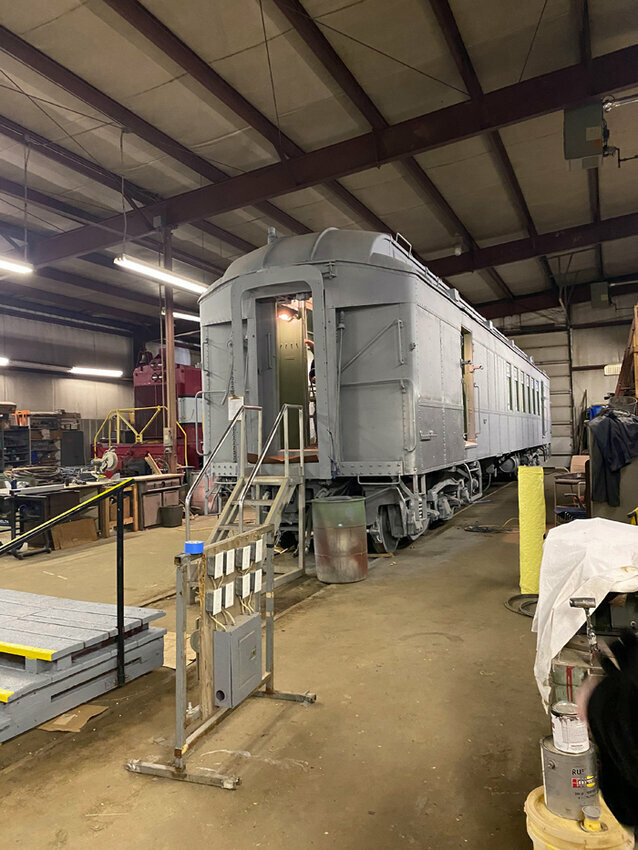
51,518,98,550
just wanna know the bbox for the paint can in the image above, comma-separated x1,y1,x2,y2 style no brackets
551,700,589,754
540,736,599,820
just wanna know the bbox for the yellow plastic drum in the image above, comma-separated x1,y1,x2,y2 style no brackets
525,787,634,850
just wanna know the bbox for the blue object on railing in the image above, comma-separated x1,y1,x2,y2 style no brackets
184,540,204,555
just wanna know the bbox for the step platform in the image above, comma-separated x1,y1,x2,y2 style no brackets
0,589,165,742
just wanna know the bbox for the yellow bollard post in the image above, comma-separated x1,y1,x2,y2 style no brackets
518,466,545,594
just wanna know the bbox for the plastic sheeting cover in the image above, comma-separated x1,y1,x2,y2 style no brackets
532,518,638,707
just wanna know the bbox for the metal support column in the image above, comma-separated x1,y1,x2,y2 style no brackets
163,228,178,474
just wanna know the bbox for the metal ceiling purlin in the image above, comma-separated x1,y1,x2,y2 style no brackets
480,278,638,321
429,210,638,277
7,43,638,268
0,278,153,325
32,265,159,310
0,217,162,313
0,295,141,334
427,0,557,293
0,25,310,238
0,173,226,276
100,0,411,249
0,116,255,258
270,0,511,298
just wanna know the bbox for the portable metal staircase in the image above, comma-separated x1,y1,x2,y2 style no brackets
185,403,306,595
207,472,298,541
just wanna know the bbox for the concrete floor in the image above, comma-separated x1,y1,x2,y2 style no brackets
0,483,547,849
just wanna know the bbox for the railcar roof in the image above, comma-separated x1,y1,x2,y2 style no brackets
205,228,546,375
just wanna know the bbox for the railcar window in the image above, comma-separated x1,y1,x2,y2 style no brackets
521,371,526,412
527,375,532,413
514,367,520,411
506,363,512,411
535,380,540,416
541,382,546,433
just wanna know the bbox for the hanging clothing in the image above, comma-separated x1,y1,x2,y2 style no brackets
588,409,638,506
587,630,638,830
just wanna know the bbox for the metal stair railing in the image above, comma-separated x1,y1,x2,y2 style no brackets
237,403,304,534
184,404,262,544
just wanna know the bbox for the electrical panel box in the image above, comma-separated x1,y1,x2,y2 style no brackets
590,281,610,309
213,613,262,707
563,102,604,170
225,550,235,575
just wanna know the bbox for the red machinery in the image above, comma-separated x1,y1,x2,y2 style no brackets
93,351,202,474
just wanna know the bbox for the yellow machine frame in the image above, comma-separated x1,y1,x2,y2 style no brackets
93,406,188,457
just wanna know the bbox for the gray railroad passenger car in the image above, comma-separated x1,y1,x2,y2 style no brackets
199,228,550,552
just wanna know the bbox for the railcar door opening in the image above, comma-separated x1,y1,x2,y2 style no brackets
461,327,477,445
255,293,316,453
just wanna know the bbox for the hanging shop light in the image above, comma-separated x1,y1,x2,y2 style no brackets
114,255,207,295
0,356,9,367
2,144,35,276
0,257,33,275
69,366,124,378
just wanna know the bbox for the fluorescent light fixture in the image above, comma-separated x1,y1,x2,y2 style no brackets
0,356,9,367
173,311,200,323
69,366,123,378
604,363,622,376
114,254,207,294
0,257,33,275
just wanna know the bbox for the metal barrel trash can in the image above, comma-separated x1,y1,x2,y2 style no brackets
312,496,368,584
158,504,183,528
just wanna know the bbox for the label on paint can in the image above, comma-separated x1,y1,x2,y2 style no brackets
551,701,589,754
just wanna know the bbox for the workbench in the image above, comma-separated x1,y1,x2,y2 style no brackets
3,480,139,554
0,474,183,556
133,474,184,529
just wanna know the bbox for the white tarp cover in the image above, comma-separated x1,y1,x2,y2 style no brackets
532,518,638,707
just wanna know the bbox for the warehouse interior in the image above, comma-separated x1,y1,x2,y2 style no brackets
1,1,638,847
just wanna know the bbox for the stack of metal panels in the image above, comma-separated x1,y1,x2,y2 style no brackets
0,589,165,742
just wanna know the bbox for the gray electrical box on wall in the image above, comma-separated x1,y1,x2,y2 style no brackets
213,613,262,707
563,102,604,170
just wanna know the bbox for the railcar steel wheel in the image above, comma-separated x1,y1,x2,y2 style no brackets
370,505,400,554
